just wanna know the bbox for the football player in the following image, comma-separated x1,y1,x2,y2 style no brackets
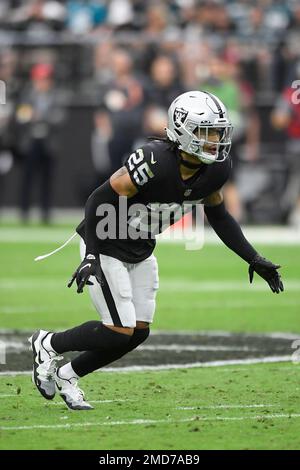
29,91,283,410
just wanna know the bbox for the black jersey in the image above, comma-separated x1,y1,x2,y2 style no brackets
76,139,231,263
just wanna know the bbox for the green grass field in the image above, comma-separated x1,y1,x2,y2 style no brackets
1,363,300,450
0,224,300,449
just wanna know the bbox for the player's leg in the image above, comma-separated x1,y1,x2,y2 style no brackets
29,241,136,409
72,253,160,372
51,254,158,395
53,249,137,409
129,253,159,348
54,255,155,377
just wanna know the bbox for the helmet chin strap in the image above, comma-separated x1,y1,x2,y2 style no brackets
179,155,204,169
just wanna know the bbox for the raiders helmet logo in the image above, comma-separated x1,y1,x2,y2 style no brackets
173,107,188,128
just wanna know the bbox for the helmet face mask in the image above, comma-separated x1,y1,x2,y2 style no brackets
166,91,233,164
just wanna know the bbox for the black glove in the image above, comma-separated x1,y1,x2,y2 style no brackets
68,254,102,294
248,254,284,294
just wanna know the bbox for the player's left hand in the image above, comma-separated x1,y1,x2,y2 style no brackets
68,254,102,294
248,254,284,294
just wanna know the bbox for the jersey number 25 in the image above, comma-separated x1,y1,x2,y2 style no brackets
128,149,154,186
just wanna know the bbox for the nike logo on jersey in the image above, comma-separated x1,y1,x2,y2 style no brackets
150,152,157,164
79,263,91,273
184,189,192,197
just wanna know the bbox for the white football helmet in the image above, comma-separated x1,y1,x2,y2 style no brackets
166,90,233,164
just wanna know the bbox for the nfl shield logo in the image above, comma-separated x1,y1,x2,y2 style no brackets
173,107,188,128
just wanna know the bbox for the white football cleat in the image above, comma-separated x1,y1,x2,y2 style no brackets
55,368,94,411
28,330,62,400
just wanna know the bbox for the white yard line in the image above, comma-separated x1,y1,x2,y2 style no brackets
139,345,260,352
0,329,299,339
0,394,21,398
158,280,300,292
1,303,299,316
1,413,300,432
48,399,132,406
2,299,300,315
1,226,300,244
0,341,27,350
0,395,277,410
158,227,300,245
177,404,275,410
0,344,261,353
1,279,300,292
101,356,292,372
2,302,300,316
150,330,300,340
0,371,30,376
0,306,94,315
0,355,293,376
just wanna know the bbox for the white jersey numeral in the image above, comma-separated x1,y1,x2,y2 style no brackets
128,148,154,186
128,148,144,171
133,162,154,186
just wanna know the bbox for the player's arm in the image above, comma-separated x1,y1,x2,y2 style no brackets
109,166,138,197
85,166,137,254
68,167,137,293
203,191,284,294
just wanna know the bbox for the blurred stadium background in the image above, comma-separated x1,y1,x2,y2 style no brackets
0,0,300,225
0,0,300,451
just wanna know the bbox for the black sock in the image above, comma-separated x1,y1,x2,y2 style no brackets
71,327,150,377
51,321,130,353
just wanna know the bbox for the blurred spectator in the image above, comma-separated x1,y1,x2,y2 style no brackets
272,39,292,93
15,62,67,223
144,2,170,37
10,0,66,33
67,1,107,35
134,104,168,149
1,0,300,224
100,47,145,170
200,1,236,35
0,49,19,210
107,0,134,30
91,107,113,186
288,3,300,32
145,54,185,109
271,62,300,224
197,57,260,221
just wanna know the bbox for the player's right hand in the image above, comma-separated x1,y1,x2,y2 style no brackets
68,254,102,294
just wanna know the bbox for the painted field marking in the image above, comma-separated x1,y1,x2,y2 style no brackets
0,394,21,398
139,345,260,352
1,279,300,292
2,298,300,315
0,344,261,353
177,404,276,410
100,356,293,372
1,329,299,339
149,330,300,340
0,394,275,411
1,413,300,432
1,226,300,244
0,355,293,376
0,341,263,354
48,399,132,406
